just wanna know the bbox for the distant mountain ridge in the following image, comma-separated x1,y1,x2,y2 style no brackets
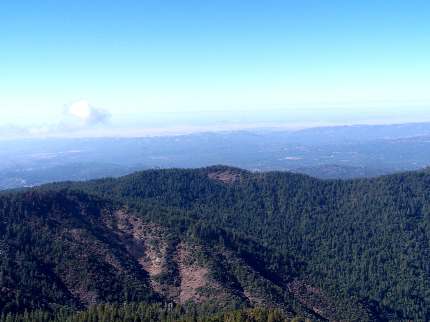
2,122,430,190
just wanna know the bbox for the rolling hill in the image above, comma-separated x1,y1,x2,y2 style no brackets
2,166,430,320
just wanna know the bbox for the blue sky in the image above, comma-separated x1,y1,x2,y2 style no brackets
1,0,430,136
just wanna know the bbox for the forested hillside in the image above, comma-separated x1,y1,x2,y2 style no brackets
1,166,430,320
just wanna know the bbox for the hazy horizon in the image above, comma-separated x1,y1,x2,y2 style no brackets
2,1,430,138
1,104,430,139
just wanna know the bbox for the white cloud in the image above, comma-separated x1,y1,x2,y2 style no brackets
0,100,112,139
66,100,111,126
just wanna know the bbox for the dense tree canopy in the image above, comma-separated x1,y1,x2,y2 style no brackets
1,166,430,320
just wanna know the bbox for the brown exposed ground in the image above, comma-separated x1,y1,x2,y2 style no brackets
208,170,241,184
110,210,222,304
110,210,168,292
176,242,212,304
115,211,167,276
92,210,342,317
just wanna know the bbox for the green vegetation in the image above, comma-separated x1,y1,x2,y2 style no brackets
2,166,430,320
0,304,306,322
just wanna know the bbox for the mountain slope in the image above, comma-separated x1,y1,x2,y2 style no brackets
0,189,339,320
2,166,430,320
